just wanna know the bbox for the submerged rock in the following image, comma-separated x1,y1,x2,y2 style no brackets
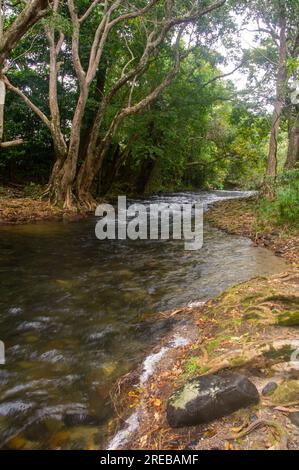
63,412,99,427
167,371,259,428
262,381,278,396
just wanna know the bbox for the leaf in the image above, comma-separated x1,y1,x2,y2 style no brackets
153,398,162,408
224,441,234,450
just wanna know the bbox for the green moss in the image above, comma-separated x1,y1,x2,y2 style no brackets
263,345,293,360
271,380,299,404
198,365,211,375
276,311,299,326
169,382,200,410
230,355,247,368
242,293,265,306
184,357,200,375
206,339,220,356
243,311,261,321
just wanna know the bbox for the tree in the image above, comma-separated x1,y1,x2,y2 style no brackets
5,0,226,209
284,46,299,170
285,108,299,169
0,0,51,147
238,0,299,179
266,0,287,178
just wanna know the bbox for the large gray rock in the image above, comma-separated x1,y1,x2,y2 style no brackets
167,371,259,428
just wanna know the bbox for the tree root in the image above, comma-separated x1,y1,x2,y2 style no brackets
226,419,288,450
202,338,299,375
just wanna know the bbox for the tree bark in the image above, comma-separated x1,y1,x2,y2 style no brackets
0,77,5,142
266,0,287,178
285,110,299,170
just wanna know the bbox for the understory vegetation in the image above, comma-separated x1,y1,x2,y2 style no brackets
257,170,299,229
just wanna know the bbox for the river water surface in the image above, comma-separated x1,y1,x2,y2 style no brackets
0,191,288,449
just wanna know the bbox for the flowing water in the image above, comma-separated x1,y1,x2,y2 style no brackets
0,191,288,449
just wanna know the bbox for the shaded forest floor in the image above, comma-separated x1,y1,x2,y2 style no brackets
114,198,299,451
0,186,84,224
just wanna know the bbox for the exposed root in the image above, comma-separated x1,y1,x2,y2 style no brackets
226,419,288,450
202,339,299,375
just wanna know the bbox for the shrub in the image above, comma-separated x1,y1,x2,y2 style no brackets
257,169,299,228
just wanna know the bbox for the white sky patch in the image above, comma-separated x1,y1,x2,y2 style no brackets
217,14,272,92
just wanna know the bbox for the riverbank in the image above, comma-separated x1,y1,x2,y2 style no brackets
111,198,299,451
206,197,299,266
0,186,88,224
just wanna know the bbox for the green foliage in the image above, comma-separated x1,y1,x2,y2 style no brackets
2,0,295,196
257,170,299,228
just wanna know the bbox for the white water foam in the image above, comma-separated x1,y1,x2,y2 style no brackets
139,346,170,385
107,412,139,450
187,300,206,308
107,334,190,450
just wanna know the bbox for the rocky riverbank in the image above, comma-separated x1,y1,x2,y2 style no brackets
110,197,299,451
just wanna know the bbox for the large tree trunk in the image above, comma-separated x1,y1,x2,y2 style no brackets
79,63,107,159
48,88,89,209
285,110,299,170
0,77,5,142
266,0,287,178
76,150,99,209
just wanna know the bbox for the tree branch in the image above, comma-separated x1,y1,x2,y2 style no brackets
0,0,52,66
0,139,24,148
3,76,51,129
199,60,246,88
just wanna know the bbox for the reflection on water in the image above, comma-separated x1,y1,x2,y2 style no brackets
0,191,287,449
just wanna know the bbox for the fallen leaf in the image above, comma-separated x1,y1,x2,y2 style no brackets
153,398,162,408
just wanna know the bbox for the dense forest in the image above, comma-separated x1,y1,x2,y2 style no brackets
1,1,299,454
0,0,298,211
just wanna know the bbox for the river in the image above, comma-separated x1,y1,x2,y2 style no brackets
0,191,288,449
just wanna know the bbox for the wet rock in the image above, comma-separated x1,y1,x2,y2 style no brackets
289,412,299,428
63,412,99,427
136,317,177,342
167,371,259,428
262,381,278,396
